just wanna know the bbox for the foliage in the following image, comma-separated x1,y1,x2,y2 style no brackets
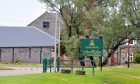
40,0,83,59
15,59,21,64
134,54,140,64
40,0,140,65
85,0,140,65
61,28,80,59
65,36,80,59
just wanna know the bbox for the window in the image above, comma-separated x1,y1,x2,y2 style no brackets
129,53,133,62
129,40,134,44
127,53,133,62
125,39,137,45
43,21,50,28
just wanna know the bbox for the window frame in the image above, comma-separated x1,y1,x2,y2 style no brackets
43,20,51,28
125,39,137,45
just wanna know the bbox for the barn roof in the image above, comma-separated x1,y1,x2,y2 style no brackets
0,26,59,47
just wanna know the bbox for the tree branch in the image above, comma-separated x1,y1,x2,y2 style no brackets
131,4,140,22
120,38,134,45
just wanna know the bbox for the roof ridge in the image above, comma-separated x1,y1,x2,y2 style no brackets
27,11,49,26
30,26,60,42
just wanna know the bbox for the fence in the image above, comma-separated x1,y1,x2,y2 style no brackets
43,57,96,75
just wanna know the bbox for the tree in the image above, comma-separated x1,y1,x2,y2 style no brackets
85,0,140,65
40,0,140,66
39,0,96,59
134,54,140,64
61,28,80,60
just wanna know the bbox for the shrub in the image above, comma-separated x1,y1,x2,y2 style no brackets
134,54,140,64
15,59,21,64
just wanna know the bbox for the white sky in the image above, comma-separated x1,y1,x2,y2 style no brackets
0,0,46,26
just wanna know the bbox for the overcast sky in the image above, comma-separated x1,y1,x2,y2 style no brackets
0,0,46,26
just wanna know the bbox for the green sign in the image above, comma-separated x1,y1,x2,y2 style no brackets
81,39,103,56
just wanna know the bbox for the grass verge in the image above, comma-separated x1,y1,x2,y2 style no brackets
0,64,139,84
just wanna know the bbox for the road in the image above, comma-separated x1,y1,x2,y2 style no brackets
0,66,43,76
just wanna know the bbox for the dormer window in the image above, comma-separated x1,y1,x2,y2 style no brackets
43,20,50,28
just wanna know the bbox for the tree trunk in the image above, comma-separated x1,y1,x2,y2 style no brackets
111,54,116,66
68,25,72,37
102,35,130,66
102,44,119,66
102,52,113,66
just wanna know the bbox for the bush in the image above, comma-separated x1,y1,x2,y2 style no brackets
15,60,21,64
134,54,140,64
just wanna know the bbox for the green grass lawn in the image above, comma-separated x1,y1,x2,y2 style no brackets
0,62,42,67
0,64,140,84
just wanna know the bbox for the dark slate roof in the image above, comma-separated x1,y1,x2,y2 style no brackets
0,26,59,47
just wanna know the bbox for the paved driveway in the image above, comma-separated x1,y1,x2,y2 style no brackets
0,66,43,76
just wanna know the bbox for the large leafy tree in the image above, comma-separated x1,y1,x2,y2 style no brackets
85,0,140,65
39,0,140,66
39,0,96,59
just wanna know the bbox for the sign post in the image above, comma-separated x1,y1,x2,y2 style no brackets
81,38,103,73
81,39,103,57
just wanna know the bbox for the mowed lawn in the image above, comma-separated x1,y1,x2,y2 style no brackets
0,64,140,84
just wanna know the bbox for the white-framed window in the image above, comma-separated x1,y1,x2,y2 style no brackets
125,39,137,45
127,52,133,62
43,20,50,28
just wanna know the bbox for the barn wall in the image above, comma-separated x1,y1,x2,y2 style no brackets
0,47,51,64
1,48,13,62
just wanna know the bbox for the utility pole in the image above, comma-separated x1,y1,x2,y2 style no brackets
128,39,130,68
58,20,61,58
57,18,61,72
54,13,58,72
